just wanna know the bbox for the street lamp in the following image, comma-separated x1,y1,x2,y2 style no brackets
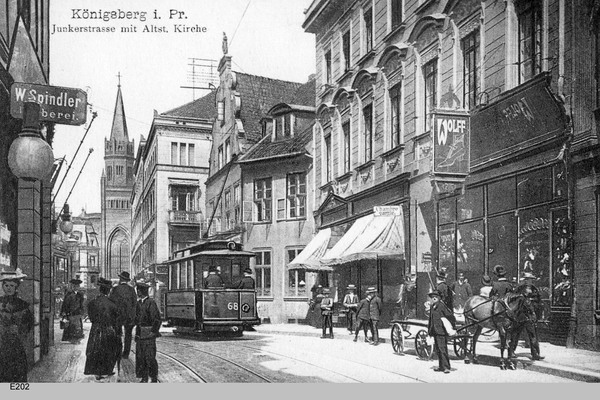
59,204,73,235
7,102,55,181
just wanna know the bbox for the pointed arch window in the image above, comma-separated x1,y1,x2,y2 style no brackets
108,230,130,279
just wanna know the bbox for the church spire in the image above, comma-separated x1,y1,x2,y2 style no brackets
109,76,129,141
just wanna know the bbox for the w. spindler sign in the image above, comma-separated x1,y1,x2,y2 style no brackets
10,82,88,126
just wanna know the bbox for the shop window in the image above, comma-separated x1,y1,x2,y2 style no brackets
457,186,483,221
381,258,404,303
518,205,550,322
438,196,456,225
456,221,485,299
255,250,272,297
359,260,378,298
488,213,519,284
487,176,516,215
553,162,568,199
438,225,456,274
286,248,306,297
517,167,552,208
551,208,572,307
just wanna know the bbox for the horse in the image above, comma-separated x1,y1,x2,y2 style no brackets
462,292,527,370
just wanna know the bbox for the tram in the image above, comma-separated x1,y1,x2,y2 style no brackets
164,240,260,336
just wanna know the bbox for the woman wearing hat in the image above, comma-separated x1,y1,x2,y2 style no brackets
0,269,33,382
60,278,86,342
84,278,121,381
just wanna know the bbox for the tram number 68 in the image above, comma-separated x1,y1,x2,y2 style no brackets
227,302,239,311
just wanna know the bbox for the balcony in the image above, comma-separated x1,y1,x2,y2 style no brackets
168,210,203,225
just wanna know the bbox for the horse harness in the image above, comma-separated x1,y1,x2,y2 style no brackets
461,294,524,332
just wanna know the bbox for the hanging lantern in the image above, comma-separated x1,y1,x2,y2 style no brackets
59,203,73,235
7,102,55,181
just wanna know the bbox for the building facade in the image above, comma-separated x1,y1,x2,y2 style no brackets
101,83,135,281
304,0,600,348
0,1,54,365
130,96,214,312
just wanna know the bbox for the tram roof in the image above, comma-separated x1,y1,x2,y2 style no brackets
165,249,256,264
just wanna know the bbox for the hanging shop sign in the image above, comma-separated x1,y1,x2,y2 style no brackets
432,110,470,175
470,72,568,169
10,82,88,126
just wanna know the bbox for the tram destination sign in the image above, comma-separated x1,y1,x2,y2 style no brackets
10,82,88,126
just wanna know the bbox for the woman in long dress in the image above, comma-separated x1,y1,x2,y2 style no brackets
84,277,121,380
0,268,33,382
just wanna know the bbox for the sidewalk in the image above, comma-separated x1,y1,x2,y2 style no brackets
252,323,600,382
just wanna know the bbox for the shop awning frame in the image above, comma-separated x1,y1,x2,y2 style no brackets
287,228,334,272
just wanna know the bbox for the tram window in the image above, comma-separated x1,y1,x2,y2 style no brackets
179,263,186,289
187,261,193,288
169,265,176,290
232,262,242,279
194,260,204,288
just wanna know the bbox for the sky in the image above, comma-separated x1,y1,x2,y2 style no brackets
49,0,316,215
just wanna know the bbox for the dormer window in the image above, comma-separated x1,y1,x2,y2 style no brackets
274,114,292,139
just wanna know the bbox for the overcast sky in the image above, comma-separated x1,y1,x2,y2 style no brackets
49,0,316,215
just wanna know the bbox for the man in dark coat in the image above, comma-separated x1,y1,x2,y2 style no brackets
428,290,456,373
84,278,121,380
0,269,33,383
109,271,137,359
490,265,513,297
353,293,371,342
135,282,162,383
204,266,224,288
235,267,255,289
319,288,334,339
451,272,472,312
60,278,85,342
367,287,382,346
508,272,544,361
435,271,453,310
342,284,358,334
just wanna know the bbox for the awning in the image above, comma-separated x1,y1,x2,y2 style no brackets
321,211,405,265
287,228,333,272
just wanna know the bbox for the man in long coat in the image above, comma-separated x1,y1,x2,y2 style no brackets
204,266,224,288
508,272,544,361
84,278,121,380
135,282,162,383
435,272,453,310
235,268,255,289
109,271,137,359
367,287,382,346
490,265,513,297
342,284,358,334
61,278,85,342
428,290,456,373
353,293,371,342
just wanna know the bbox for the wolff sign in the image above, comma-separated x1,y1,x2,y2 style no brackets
432,110,470,175
10,82,88,126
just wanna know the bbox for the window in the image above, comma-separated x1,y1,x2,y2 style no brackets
391,0,403,29
255,250,272,297
284,114,291,137
342,121,351,172
218,146,224,169
390,84,402,148
217,101,224,121
363,104,373,162
342,30,351,73
286,248,306,297
364,7,373,53
107,166,113,181
254,178,272,222
324,134,332,182
224,189,231,210
171,142,178,165
233,183,241,205
518,0,542,84
188,144,195,166
225,139,231,163
170,185,197,211
179,143,187,166
287,173,307,218
423,58,438,131
116,165,123,175
324,50,332,85
463,30,480,109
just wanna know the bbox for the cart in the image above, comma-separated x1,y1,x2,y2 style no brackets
389,318,472,360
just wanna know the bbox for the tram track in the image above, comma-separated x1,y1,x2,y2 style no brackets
157,338,273,382
155,349,208,382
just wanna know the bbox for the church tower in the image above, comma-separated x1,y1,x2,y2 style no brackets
100,78,135,280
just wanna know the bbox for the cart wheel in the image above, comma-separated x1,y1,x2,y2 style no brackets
415,329,433,359
391,323,404,354
453,336,469,359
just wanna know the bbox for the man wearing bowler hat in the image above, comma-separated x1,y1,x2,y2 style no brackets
109,271,137,359
490,265,513,297
135,281,161,383
204,265,225,288
427,290,456,373
61,278,85,342
367,287,382,346
508,272,544,361
342,284,358,334
435,271,453,310
320,288,334,339
235,267,255,289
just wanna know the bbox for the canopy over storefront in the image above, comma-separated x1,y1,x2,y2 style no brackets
321,211,405,265
287,228,333,272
